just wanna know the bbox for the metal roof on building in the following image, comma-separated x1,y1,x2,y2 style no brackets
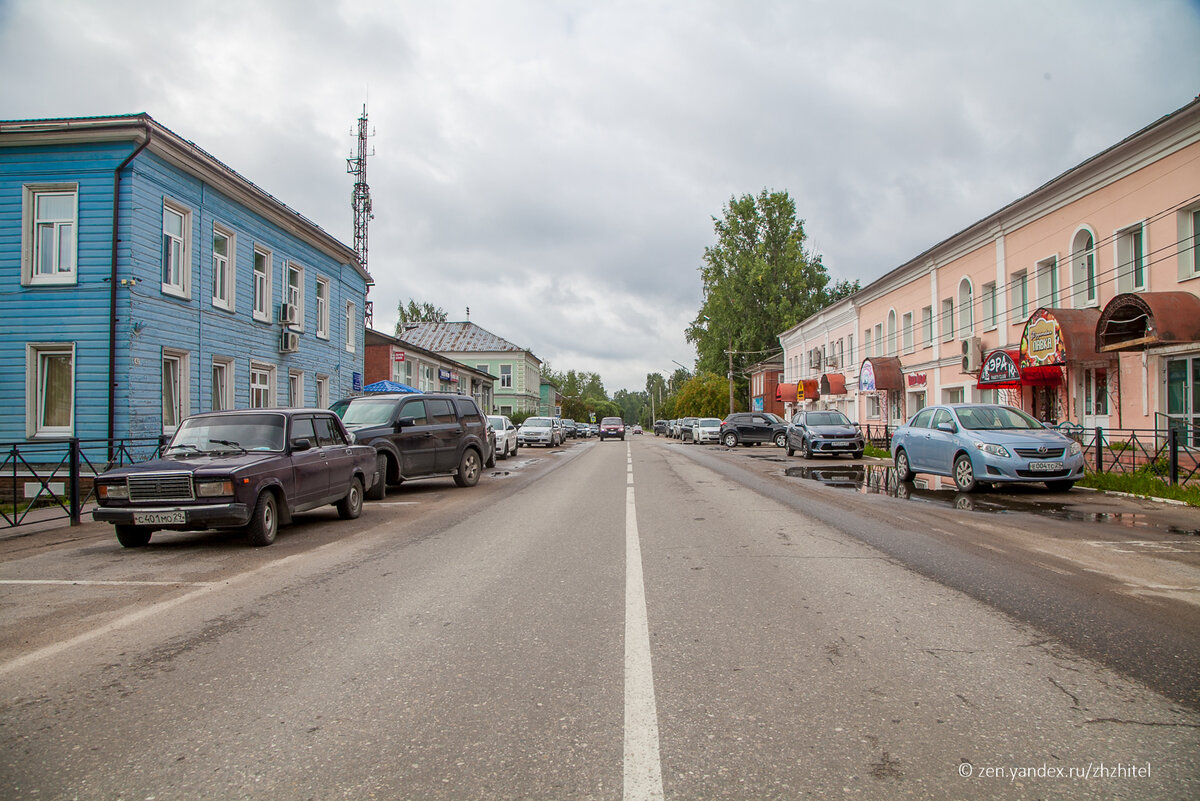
400,322,539,360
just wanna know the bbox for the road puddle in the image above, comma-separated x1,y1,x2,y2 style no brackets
786,464,1200,537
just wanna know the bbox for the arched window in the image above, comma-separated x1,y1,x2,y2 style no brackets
886,310,897,356
1071,228,1097,307
958,279,974,337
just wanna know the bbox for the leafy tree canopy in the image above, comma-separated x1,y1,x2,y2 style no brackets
395,298,448,333
674,372,741,417
687,189,859,395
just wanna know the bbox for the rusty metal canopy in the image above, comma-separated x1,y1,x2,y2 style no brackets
820,373,848,395
859,357,903,391
776,383,798,403
1096,291,1200,352
1019,307,1102,367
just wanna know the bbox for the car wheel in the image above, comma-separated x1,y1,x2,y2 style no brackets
774,432,787,448
245,492,278,547
894,449,914,482
366,453,388,501
786,443,795,456
337,476,364,520
953,453,978,492
804,439,814,459
454,448,482,487
115,525,152,548
722,432,738,448
850,451,863,460
486,447,496,468
1045,480,1076,492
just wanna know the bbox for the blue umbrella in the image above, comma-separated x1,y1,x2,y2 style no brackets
363,380,421,393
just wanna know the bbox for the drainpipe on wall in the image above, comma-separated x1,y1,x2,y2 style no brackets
108,122,152,446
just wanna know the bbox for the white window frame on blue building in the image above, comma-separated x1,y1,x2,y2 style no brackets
26,342,74,438
211,223,235,311
252,246,272,322
162,199,191,299
22,183,78,286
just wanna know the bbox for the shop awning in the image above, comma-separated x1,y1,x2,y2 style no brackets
1020,308,1102,368
777,380,820,402
858,357,903,392
820,373,847,395
1096,292,1200,352
977,349,1022,389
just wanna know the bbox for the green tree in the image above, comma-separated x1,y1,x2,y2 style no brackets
395,299,447,333
674,372,737,417
687,189,857,400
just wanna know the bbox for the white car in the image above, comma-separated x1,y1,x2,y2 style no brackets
487,415,520,459
691,417,722,444
518,416,560,447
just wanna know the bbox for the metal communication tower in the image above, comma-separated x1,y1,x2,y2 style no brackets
347,104,375,324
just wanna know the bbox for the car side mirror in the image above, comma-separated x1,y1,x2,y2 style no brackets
292,438,314,452
936,422,957,433
395,416,416,429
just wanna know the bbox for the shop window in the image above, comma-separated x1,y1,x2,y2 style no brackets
1071,229,1098,306
1166,357,1200,447
865,395,882,419
942,386,965,404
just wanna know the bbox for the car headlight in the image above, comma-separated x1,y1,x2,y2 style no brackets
1068,440,1082,456
97,481,128,500
973,441,1010,458
195,479,235,498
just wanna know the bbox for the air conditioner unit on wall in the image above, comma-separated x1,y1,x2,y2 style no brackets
279,330,300,353
961,336,982,373
279,303,298,326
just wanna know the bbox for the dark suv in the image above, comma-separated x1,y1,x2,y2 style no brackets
331,393,494,499
719,412,789,448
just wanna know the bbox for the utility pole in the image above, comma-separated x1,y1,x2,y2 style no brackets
727,337,734,415
347,104,375,325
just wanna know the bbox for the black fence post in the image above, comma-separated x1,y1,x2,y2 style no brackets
1094,427,1103,473
69,438,81,526
1168,426,1179,486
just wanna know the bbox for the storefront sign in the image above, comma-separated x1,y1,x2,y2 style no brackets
906,372,927,388
859,360,877,392
438,368,452,382
1022,310,1067,367
393,351,406,362
352,372,362,392
980,350,1021,385
752,397,764,411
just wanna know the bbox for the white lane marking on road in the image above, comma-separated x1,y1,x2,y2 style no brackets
0,549,316,677
624,442,664,801
0,579,214,587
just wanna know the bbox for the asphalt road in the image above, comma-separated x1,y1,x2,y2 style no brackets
0,437,1197,800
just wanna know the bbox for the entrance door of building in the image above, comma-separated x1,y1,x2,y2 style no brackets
1081,366,1110,431
1032,385,1059,425
1166,355,1200,447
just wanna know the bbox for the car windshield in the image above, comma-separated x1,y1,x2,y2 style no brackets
699,418,721,426
169,413,285,453
330,398,398,426
954,405,1046,431
525,417,552,427
601,417,623,425
806,412,851,426
487,416,505,429
764,413,785,423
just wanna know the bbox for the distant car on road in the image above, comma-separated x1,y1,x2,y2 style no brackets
561,418,578,438
93,409,376,547
786,410,865,459
690,417,723,444
890,403,1085,492
487,415,520,459
678,416,699,442
519,416,560,447
654,420,668,436
599,417,626,441
719,412,789,448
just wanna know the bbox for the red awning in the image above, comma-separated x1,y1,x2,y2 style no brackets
820,373,847,395
1096,292,1200,352
776,383,798,403
1020,307,1101,368
978,349,1022,389
858,357,903,391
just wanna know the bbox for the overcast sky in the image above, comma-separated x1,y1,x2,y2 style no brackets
3,1,1199,393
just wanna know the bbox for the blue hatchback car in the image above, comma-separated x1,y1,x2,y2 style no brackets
890,403,1085,492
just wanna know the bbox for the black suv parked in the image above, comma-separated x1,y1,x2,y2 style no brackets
719,412,789,448
331,393,494,499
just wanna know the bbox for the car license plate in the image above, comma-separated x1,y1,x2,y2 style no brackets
133,511,186,525
831,442,849,448
1028,461,1063,472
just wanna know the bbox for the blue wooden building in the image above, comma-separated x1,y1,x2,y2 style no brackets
0,114,371,445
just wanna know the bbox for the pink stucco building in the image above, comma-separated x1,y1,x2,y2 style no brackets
780,96,1200,442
